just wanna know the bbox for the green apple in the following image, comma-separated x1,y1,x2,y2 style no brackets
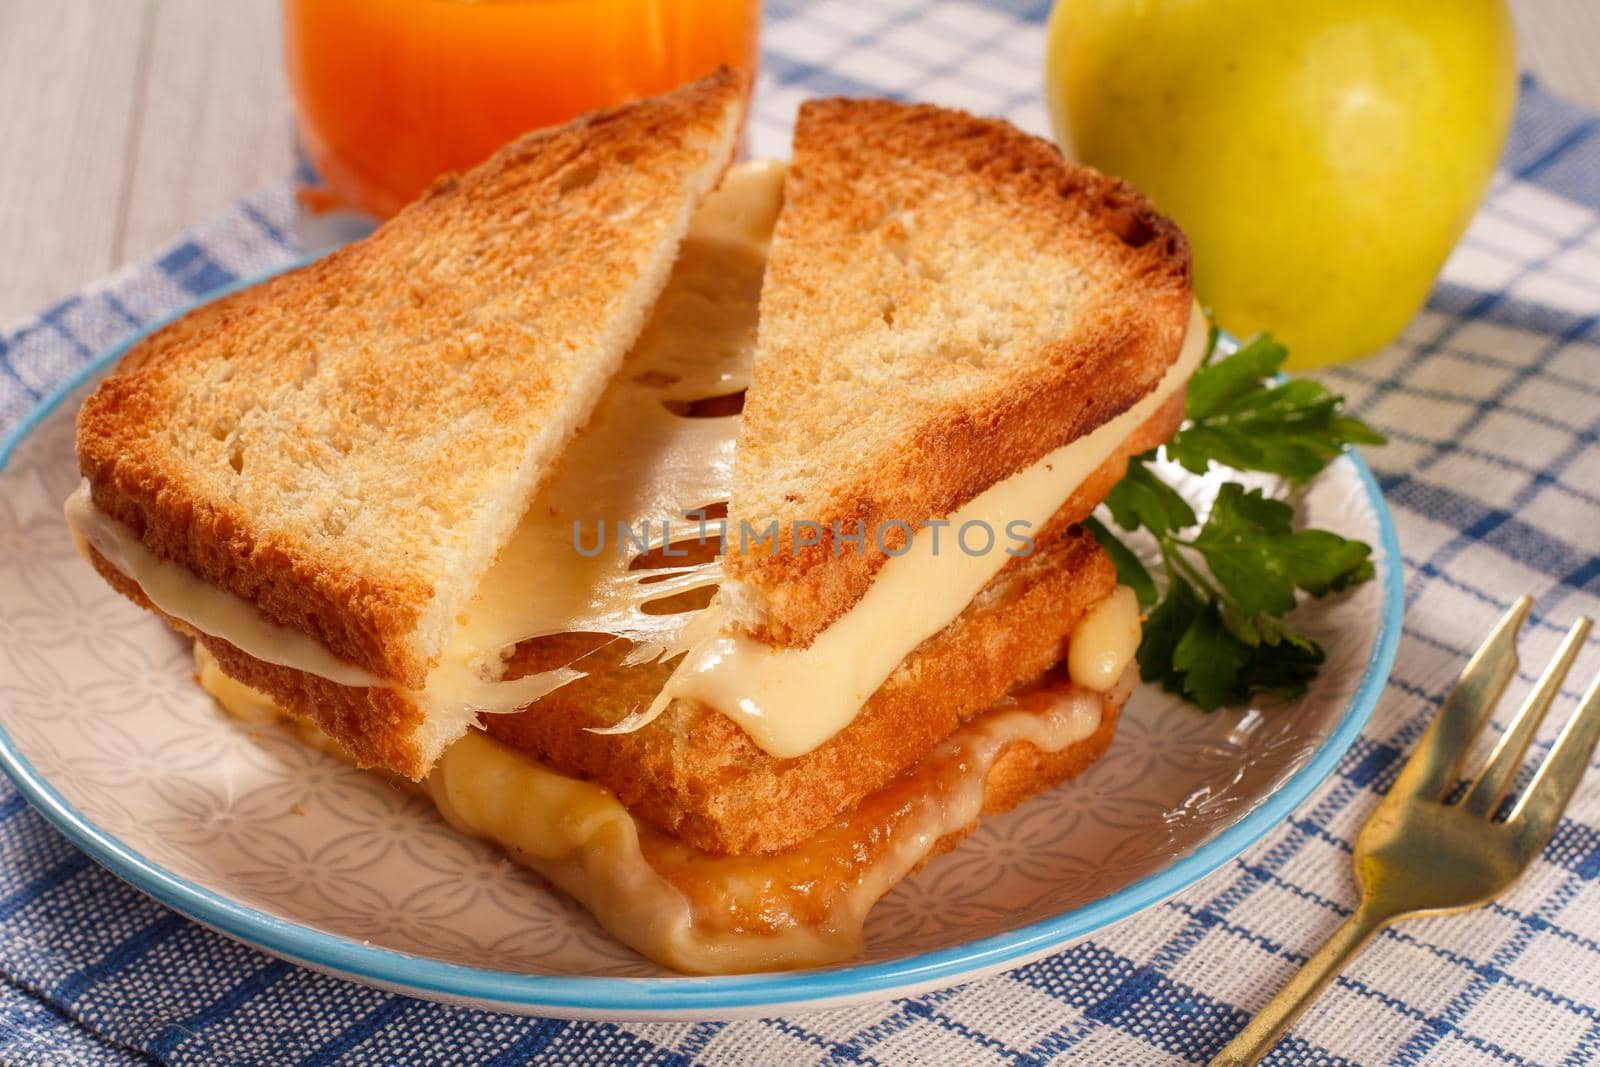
1045,0,1516,368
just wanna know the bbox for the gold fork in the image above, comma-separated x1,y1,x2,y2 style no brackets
1212,596,1600,1066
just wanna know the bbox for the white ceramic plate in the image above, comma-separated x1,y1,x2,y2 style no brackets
0,280,1401,1019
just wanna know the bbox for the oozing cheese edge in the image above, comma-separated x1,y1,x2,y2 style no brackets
63,162,789,718
66,480,580,718
195,642,1116,975
646,306,1206,759
66,156,1187,764
67,486,382,689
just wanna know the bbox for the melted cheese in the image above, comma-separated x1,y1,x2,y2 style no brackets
67,487,381,689
66,480,587,714
1068,585,1142,692
71,158,1183,764
632,307,1207,758
196,642,1113,974
67,162,785,715
435,161,784,681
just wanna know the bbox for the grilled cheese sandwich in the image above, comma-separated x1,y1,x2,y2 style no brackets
197,643,1122,973
69,83,1199,973
70,160,1199,760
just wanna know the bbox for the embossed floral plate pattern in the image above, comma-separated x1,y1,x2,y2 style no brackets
0,284,1402,1019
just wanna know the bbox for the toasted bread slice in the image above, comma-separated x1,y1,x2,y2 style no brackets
75,71,745,715
488,521,1115,856
197,638,1130,974
633,673,1129,970
720,98,1192,647
484,395,1178,855
96,388,1175,839
440,664,1133,973
177,516,1123,860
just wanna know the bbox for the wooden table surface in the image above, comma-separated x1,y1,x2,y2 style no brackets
2,1,1597,326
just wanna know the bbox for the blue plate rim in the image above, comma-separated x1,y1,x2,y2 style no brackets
0,264,1404,1014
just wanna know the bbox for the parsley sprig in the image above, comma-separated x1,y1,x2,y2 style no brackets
1088,331,1385,711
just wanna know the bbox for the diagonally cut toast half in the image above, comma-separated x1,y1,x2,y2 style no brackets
721,97,1192,647
75,69,747,710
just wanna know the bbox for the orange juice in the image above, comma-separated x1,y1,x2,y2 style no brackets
284,0,760,218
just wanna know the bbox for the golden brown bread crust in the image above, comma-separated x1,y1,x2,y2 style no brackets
481,396,1179,855
91,518,1113,837
724,97,1193,648
85,387,1176,794
498,396,1175,855
969,689,1122,820
75,69,747,691
84,391,1178,794
488,520,1114,856
843,682,1127,873
80,543,432,776
641,679,1127,938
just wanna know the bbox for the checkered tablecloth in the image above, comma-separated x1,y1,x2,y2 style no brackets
3,2,1599,1063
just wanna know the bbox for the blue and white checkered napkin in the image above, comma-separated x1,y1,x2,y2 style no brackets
3,2,1599,1063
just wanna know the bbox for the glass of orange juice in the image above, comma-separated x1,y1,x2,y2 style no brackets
283,0,761,219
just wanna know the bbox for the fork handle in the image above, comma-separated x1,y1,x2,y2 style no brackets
1208,905,1395,1066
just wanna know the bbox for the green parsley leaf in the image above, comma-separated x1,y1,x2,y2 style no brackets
1085,516,1157,609
1172,600,1254,710
1095,319,1381,713
1251,611,1322,654
1104,458,1197,535
1167,335,1385,483
1189,484,1373,616
1137,581,1329,710
1238,636,1325,700
1137,572,1201,693
1185,333,1287,419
